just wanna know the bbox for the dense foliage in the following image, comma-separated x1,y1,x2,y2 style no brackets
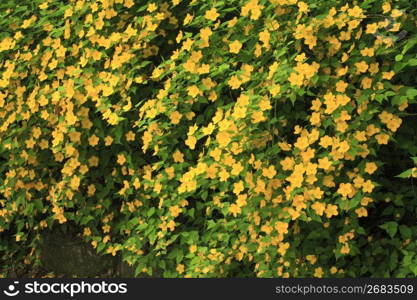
1,0,417,277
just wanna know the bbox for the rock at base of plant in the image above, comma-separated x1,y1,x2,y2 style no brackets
40,224,117,277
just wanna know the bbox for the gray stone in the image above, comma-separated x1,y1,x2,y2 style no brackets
118,260,136,277
40,224,117,277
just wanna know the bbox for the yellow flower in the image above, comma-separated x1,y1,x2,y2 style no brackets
107,245,120,256
335,80,348,93
375,133,389,144
364,162,378,174
262,166,276,179
288,72,304,86
280,157,295,171
88,134,99,146
275,221,288,235
167,220,176,231
228,75,241,89
124,0,134,8
360,47,375,57
314,267,323,278
219,169,230,182
369,62,379,74
297,1,309,14
183,13,193,25
210,148,222,161
236,194,247,207
185,136,197,150
294,136,309,150
229,203,241,217
147,3,157,12
170,111,182,125
202,123,215,135
173,150,184,163
355,61,369,73
361,77,372,89
169,205,182,217
309,112,321,126
391,9,403,18
187,85,201,98
216,131,231,147
382,2,391,13
337,183,353,198
277,242,289,256
295,53,306,62
25,138,36,149
125,131,135,142
87,184,96,196
305,162,317,175
306,254,317,264
355,207,368,217
233,106,247,119
133,177,142,189
386,117,402,132
233,181,244,195
340,244,350,254
176,264,185,274
269,85,281,97
189,245,197,253
362,180,375,193
231,162,244,176
366,23,378,34
259,29,271,47
252,111,265,123
311,202,326,216
70,176,80,190
229,40,243,54
259,99,272,111
318,136,332,148
117,154,126,165
318,157,332,170
104,135,113,146
382,71,395,80
325,204,338,218
83,228,92,237
205,7,219,21
261,224,273,234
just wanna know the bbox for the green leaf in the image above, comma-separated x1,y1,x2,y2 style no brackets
356,226,366,235
399,225,412,239
176,249,184,264
403,253,413,266
379,221,398,238
402,36,417,54
406,88,417,99
375,94,384,103
395,169,412,178
391,95,405,106
147,207,156,217
207,220,216,229
411,264,417,276
97,242,106,253
389,250,398,271
408,58,417,66
349,192,362,210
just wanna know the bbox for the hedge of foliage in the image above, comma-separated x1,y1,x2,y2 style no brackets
1,0,417,278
